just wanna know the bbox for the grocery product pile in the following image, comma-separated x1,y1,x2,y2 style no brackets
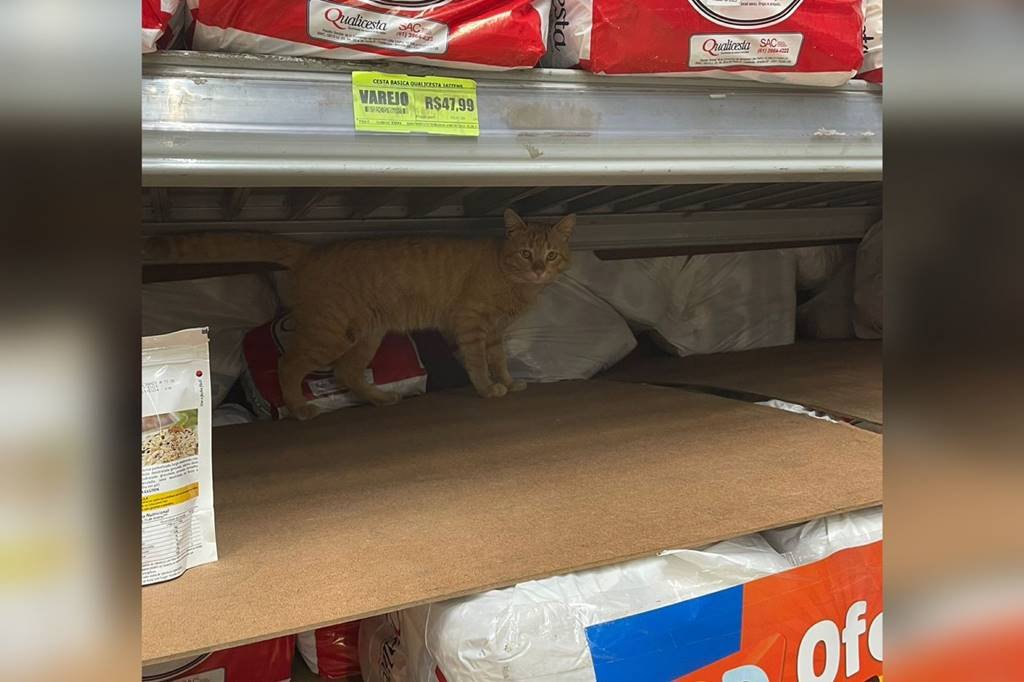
142,0,883,85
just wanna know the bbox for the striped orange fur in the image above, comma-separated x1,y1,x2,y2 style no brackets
148,209,575,419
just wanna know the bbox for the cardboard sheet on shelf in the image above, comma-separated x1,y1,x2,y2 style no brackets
142,380,882,664
603,340,882,424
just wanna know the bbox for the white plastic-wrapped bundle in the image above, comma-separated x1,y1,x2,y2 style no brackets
360,534,789,682
505,275,637,382
763,506,883,567
142,274,278,407
854,220,883,339
359,610,436,682
791,243,860,339
797,258,857,339
564,252,679,330
364,509,883,682
651,251,797,357
791,244,856,291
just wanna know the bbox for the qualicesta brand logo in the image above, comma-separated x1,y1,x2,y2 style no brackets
702,37,751,57
690,32,802,67
324,6,388,32
309,0,450,54
688,0,804,29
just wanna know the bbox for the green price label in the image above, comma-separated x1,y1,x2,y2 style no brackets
351,71,480,137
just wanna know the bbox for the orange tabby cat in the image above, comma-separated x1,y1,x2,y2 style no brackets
146,209,575,419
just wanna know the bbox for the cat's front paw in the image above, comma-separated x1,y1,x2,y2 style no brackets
478,383,508,399
369,391,402,406
506,380,528,392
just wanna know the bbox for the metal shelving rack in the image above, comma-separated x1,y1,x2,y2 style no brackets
143,52,882,187
141,51,884,667
143,51,881,253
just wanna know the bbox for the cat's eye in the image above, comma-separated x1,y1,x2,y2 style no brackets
545,252,558,262
519,249,531,258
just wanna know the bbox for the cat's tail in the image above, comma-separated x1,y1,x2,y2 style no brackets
143,233,311,268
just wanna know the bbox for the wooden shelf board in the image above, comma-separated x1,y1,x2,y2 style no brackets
142,380,881,664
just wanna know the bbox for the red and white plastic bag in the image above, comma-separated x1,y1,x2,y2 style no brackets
189,0,551,70
141,636,295,682
241,314,427,420
858,0,883,82
143,0,190,53
297,623,362,680
547,0,865,86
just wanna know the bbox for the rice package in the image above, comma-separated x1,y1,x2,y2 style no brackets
142,635,295,681
297,622,362,680
242,314,427,419
189,0,551,70
547,0,865,85
141,328,217,586
143,0,190,53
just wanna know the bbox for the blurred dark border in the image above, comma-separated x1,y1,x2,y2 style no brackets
1,0,1023,678
886,0,1024,669
0,0,142,677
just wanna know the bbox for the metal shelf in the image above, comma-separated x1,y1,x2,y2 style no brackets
142,52,882,188
142,182,881,255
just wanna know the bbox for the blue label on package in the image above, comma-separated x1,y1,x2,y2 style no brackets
585,585,743,682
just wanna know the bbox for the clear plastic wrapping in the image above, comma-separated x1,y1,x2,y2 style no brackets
564,253,678,331
505,274,637,382
650,250,797,357
142,274,278,408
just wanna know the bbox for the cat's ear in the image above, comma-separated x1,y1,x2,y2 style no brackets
549,213,576,242
504,208,528,238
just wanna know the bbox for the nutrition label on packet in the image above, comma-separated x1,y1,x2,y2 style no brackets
351,71,480,137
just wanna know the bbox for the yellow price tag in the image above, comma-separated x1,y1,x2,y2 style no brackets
351,71,480,137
